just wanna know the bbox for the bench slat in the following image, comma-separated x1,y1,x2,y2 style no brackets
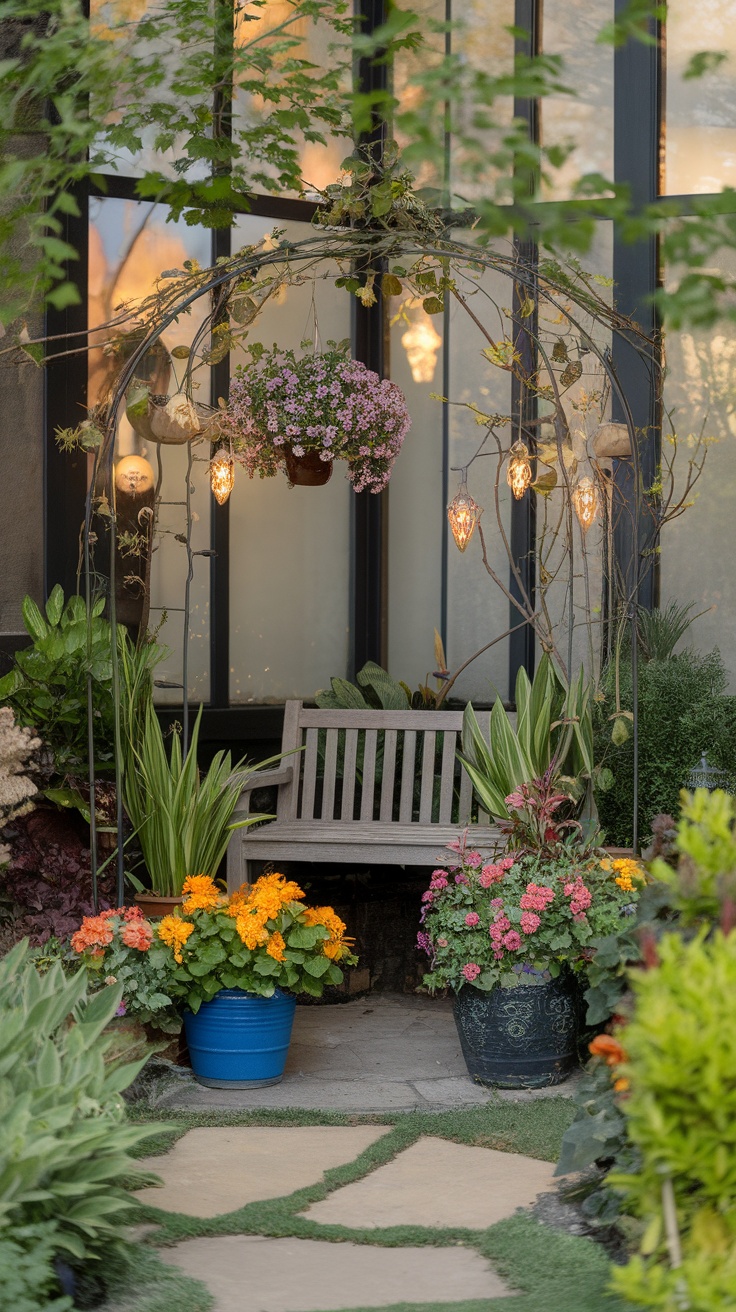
418,731,436,824
438,730,457,824
379,729,398,821
341,729,358,821
399,730,417,823
299,708,463,731
359,730,378,821
321,729,338,821
459,758,473,825
301,728,319,820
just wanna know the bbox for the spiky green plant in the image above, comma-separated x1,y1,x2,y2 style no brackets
459,655,595,822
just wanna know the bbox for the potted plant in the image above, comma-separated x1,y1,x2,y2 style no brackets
417,793,646,1088
222,342,411,491
120,693,279,912
154,872,357,1087
69,904,182,1035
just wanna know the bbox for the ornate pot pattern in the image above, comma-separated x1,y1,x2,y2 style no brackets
453,973,581,1089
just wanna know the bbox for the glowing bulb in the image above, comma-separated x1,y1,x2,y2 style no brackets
210,450,235,505
401,315,442,383
506,441,533,500
114,454,155,495
447,484,483,552
572,475,600,531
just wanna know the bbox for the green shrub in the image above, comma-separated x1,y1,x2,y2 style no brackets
594,644,732,847
0,940,161,1265
609,928,736,1309
0,1223,73,1311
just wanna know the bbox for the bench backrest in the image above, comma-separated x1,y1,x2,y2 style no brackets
276,701,484,827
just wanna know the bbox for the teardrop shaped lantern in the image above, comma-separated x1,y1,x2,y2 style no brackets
447,483,483,552
572,475,600,532
506,440,533,500
210,449,235,506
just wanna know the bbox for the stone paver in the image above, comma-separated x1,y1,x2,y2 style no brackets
303,1135,556,1230
134,1126,389,1217
162,1234,514,1311
156,995,581,1113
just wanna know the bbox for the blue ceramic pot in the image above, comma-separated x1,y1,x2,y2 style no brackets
184,988,297,1089
453,973,581,1089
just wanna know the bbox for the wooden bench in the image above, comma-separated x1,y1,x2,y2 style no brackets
226,700,502,890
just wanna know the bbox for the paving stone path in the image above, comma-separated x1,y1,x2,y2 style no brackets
134,996,578,1311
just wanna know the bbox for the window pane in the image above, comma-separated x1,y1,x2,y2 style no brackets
445,249,514,704
88,197,212,703
660,242,736,683
541,0,614,200
663,0,736,194
387,297,445,689
227,216,352,703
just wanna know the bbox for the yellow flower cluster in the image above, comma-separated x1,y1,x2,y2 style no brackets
602,857,647,893
303,905,354,960
157,914,195,963
181,873,222,913
228,872,304,955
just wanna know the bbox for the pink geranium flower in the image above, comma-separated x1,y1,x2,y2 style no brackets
502,930,522,951
462,962,481,982
464,912,480,927
520,911,540,934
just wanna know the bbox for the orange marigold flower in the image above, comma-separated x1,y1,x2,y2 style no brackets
266,931,286,962
589,1034,627,1066
181,874,221,912
120,919,154,951
613,1077,630,1093
235,910,270,950
71,915,115,954
157,914,195,964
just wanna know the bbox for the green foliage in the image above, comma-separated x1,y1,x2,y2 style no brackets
0,586,114,777
460,656,595,823
1,0,353,317
636,601,697,662
0,1222,73,1311
594,640,734,847
609,929,736,1309
0,940,161,1266
649,787,736,930
555,1057,638,1231
120,700,277,897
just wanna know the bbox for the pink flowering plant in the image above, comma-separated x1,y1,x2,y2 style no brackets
417,831,643,994
223,342,411,493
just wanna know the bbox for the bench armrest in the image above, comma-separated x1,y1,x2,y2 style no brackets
238,765,294,793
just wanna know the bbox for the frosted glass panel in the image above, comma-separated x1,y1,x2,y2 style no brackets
387,299,444,688
228,216,352,703
88,197,212,703
542,0,614,200
445,249,515,705
660,242,736,686
663,0,736,194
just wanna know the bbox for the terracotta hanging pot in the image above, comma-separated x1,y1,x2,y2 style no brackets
283,443,333,487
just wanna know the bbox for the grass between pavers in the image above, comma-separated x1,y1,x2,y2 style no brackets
109,1099,632,1312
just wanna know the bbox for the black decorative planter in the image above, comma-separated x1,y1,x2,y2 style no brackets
453,975,581,1089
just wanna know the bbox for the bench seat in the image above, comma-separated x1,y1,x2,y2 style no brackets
226,700,501,890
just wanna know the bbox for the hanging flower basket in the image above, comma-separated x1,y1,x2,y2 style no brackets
222,344,411,492
283,442,333,487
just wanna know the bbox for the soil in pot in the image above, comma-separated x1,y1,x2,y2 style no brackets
453,972,581,1089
